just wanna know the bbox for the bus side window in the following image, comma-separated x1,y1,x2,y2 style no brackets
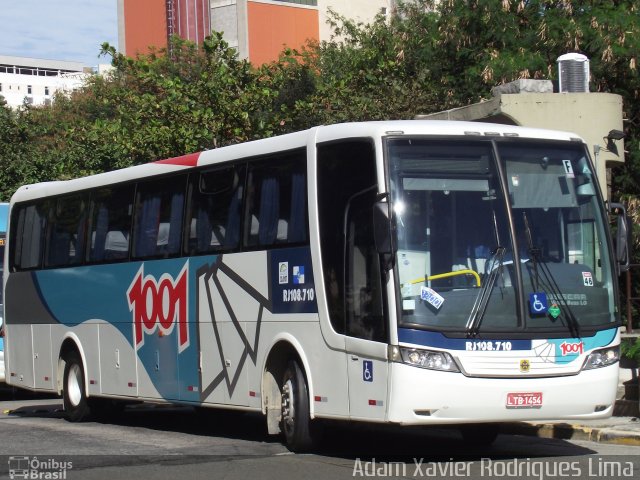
317,139,387,341
345,190,386,341
133,175,187,259
244,151,307,248
89,184,135,263
11,202,49,271
45,193,89,268
186,165,245,254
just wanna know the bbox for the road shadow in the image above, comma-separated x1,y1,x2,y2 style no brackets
311,421,598,462
5,400,598,461
0,385,58,401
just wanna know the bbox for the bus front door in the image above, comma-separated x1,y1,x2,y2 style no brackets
346,337,388,421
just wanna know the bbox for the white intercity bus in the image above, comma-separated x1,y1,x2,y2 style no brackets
2,121,628,451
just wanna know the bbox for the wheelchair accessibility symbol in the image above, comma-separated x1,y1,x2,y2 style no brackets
529,292,548,315
363,360,373,382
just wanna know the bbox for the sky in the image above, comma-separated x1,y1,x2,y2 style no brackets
0,0,118,67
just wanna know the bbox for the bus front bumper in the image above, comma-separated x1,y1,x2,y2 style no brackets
387,362,618,425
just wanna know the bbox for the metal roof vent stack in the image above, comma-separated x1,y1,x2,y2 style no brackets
557,53,590,92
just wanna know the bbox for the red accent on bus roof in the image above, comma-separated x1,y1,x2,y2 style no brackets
153,152,200,166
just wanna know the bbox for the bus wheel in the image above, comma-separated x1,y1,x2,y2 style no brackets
281,360,315,452
63,352,91,422
460,423,500,446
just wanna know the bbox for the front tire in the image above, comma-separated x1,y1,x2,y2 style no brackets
63,352,91,422
281,360,315,452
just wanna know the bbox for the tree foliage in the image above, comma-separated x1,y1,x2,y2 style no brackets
0,98,50,200
1,0,638,205
1,0,639,324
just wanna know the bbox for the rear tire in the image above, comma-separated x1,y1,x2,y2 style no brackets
281,360,316,452
62,352,91,422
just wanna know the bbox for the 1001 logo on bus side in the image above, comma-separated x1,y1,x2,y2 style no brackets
127,263,190,352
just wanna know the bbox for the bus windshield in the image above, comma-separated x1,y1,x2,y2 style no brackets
388,138,615,335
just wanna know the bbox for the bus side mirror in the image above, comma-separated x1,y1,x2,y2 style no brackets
610,203,631,272
373,200,397,262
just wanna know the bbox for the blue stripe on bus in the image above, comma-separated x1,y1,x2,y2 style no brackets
398,328,532,350
33,258,202,337
543,328,618,364
29,246,317,401
33,257,213,401
398,327,618,354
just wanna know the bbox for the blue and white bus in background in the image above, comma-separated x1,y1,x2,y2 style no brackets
0,202,9,382
2,121,629,451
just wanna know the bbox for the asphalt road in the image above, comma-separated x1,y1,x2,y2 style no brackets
0,390,639,480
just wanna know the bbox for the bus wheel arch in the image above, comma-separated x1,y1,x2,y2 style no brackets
57,337,85,395
262,340,299,435
262,338,317,452
58,337,91,422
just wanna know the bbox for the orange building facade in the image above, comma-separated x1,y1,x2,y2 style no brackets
120,0,169,57
246,2,318,65
119,0,212,58
119,1,391,65
119,0,319,64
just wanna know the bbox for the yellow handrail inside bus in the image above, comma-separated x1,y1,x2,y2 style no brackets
408,269,481,287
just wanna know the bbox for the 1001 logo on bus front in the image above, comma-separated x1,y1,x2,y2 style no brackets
127,263,190,352
559,341,584,356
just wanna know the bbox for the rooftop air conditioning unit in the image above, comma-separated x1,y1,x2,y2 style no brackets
557,53,589,93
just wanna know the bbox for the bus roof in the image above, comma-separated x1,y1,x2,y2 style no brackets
10,120,584,204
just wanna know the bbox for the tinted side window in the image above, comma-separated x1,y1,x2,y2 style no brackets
11,202,49,271
244,151,307,248
45,193,89,267
186,165,245,254
317,139,385,339
345,189,386,342
133,175,187,259
89,184,135,263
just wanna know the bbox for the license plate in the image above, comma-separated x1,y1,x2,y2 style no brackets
506,392,543,409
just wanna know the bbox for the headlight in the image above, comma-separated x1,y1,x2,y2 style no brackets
582,346,619,370
399,347,460,372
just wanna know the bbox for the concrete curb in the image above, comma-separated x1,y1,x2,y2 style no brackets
502,422,640,447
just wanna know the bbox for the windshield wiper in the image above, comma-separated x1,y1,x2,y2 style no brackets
522,212,581,338
465,246,506,337
523,213,541,292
